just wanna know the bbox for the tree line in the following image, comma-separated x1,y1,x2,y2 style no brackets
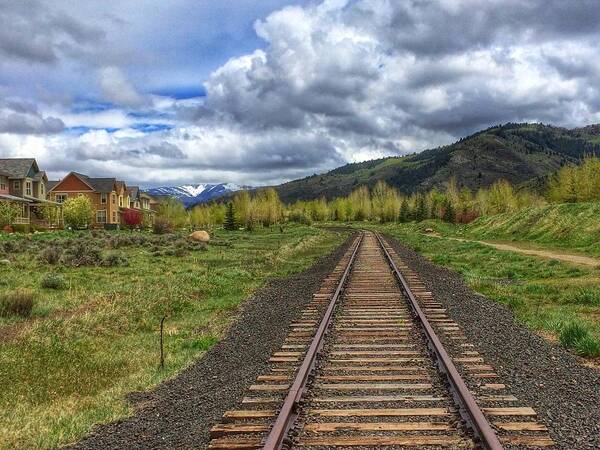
187,156,600,229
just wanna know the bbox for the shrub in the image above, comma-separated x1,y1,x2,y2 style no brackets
61,242,102,267
0,201,21,228
101,252,129,267
38,246,62,264
63,195,94,229
288,210,313,225
123,208,143,228
153,217,172,234
12,224,30,233
41,273,66,290
0,290,35,317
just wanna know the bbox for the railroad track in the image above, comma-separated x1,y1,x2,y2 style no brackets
209,232,554,449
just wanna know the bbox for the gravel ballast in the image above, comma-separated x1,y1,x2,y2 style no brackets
64,233,354,450
385,234,600,450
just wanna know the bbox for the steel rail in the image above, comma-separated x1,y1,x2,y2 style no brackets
262,232,365,450
375,232,504,450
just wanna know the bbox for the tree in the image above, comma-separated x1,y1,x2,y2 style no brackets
156,197,188,229
0,201,21,228
399,198,410,223
414,195,428,222
63,195,93,229
442,198,455,223
122,208,143,228
224,202,237,231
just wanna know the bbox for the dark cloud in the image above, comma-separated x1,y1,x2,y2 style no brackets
0,99,65,134
0,0,105,65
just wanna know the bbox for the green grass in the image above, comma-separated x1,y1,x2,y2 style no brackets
459,202,600,258
0,225,348,449
366,222,600,359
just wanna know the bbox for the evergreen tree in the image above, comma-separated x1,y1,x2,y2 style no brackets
442,198,456,223
224,202,237,231
415,195,427,222
399,198,410,223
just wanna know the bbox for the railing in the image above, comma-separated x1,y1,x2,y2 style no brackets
12,217,30,225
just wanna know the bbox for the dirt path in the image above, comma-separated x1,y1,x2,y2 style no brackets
426,233,600,267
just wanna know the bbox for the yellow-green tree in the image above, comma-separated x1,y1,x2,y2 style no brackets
63,195,94,229
157,197,189,229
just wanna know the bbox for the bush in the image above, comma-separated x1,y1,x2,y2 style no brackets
12,224,30,233
61,242,102,267
0,201,21,228
123,208,143,228
0,290,35,317
63,195,94,229
41,273,66,290
101,252,129,267
38,246,62,264
288,210,313,225
153,217,172,234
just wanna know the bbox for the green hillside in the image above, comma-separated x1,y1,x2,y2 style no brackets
465,203,600,257
275,123,600,202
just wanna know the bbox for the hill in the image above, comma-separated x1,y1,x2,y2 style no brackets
274,123,600,202
464,202,600,258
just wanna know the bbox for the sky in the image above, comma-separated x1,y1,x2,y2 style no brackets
1,0,600,187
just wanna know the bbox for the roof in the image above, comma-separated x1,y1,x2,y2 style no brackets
33,170,47,182
47,180,59,191
0,193,32,202
71,172,117,193
0,158,36,178
127,185,140,199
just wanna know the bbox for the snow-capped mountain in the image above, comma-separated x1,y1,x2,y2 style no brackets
146,183,251,208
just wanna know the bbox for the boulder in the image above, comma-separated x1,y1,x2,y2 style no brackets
0,259,10,265
424,228,435,233
189,230,210,243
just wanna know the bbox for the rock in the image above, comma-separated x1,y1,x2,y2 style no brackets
424,228,435,233
0,259,10,265
189,230,210,243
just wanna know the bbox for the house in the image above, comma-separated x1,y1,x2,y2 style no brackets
48,172,124,228
0,158,61,228
126,185,156,224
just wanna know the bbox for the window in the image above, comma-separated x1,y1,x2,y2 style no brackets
41,184,44,195
100,193,107,204
0,179,6,190
55,194,68,204
112,194,116,204
25,181,32,196
119,195,123,207
96,210,107,224
13,180,20,190
112,211,117,222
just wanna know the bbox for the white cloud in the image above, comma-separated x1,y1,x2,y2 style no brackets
98,66,147,108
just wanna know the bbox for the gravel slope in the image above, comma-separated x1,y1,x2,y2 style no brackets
63,233,354,450
385,234,600,450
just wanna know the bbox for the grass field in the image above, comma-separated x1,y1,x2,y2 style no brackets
372,221,600,359
0,225,348,449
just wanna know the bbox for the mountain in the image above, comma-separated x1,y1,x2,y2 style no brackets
146,183,251,208
274,123,600,202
